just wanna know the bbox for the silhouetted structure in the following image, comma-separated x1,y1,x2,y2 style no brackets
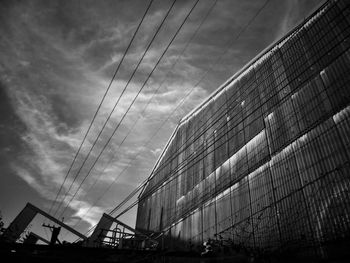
2,203,87,243
136,0,350,260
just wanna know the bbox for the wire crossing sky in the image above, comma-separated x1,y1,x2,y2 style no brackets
51,0,176,220
0,0,324,242
56,0,200,221
48,0,156,223
68,0,221,234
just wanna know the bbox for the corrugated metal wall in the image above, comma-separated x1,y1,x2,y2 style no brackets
136,0,350,255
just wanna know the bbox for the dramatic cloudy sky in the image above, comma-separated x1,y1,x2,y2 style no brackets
0,0,323,242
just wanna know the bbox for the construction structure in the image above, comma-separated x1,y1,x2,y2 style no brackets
0,204,163,262
1,203,156,249
1,203,87,243
86,213,158,249
136,0,350,259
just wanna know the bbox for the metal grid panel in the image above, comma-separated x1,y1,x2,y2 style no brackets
135,0,350,255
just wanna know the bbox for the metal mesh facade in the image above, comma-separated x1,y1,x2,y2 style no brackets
136,0,350,255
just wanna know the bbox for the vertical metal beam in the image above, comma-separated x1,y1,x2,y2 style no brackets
87,213,114,247
2,203,38,242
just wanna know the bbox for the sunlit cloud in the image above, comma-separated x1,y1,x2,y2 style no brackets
68,200,104,227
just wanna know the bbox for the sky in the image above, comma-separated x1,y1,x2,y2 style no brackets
0,0,324,242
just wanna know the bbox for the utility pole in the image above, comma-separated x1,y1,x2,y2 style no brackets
42,224,61,246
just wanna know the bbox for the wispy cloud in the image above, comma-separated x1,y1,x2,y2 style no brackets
0,0,324,237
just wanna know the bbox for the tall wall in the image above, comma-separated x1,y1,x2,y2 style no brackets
136,0,350,253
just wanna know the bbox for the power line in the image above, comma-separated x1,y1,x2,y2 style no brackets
127,0,272,188
56,0,200,219
67,0,220,228
72,0,270,240
75,0,338,242
74,0,270,241
72,87,195,241
108,81,200,216
59,0,201,220
47,0,155,218
52,0,177,218
108,0,271,219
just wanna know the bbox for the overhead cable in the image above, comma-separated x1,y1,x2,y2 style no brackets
48,0,155,217
52,0,177,218
57,0,196,219
70,0,220,230
75,0,270,241
108,0,271,219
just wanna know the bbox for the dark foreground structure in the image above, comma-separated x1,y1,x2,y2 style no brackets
136,0,350,260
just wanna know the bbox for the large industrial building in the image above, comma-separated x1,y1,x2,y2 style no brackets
136,0,350,257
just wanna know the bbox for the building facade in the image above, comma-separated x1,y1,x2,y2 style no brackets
136,0,350,255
